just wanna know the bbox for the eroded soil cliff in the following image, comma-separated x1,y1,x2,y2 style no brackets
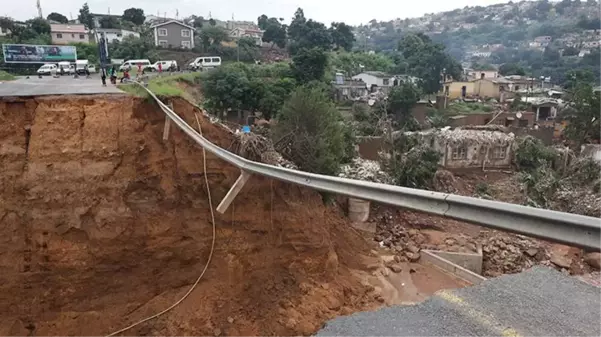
0,96,379,335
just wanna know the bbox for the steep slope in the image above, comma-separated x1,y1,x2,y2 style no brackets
0,95,379,336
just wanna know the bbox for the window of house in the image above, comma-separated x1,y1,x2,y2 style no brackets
158,40,168,47
480,146,488,156
56,33,63,38
493,146,506,159
181,40,191,48
181,29,190,37
383,78,390,86
79,34,85,39
499,85,505,92
71,33,75,38
117,33,122,37
158,28,168,36
1,27,6,33
519,119,529,127
451,147,467,160
515,85,520,91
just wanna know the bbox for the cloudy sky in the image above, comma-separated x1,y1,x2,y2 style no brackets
8,0,513,25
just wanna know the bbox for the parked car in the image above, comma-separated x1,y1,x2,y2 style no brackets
150,60,177,71
188,56,221,71
37,64,58,75
119,59,151,71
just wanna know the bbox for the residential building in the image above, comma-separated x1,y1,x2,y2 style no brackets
93,28,139,43
448,111,535,128
229,27,264,46
351,71,420,91
443,80,476,99
0,26,9,37
465,69,499,80
332,74,368,101
582,41,600,48
226,20,257,31
406,127,515,170
534,36,552,43
50,24,89,44
472,77,513,100
150,20,195,49
579,49,591,57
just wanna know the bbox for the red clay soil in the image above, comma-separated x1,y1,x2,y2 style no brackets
0,96,383,336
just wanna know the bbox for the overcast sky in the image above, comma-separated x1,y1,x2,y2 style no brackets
7,0,514,25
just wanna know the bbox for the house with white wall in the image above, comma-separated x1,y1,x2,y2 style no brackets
94,28,140,43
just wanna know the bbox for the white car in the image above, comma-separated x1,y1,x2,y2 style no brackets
75,60,96,75
150,60,177,71
37,64,57,75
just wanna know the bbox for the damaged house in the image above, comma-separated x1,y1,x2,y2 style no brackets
406,127,515,170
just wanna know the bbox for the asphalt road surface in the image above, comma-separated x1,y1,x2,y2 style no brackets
317,266,601,336
0,75,124,97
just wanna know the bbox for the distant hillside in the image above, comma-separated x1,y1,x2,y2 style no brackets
356,0,601,84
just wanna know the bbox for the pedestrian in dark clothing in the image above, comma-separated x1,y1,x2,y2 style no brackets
101,68,107,86
110,66,117,84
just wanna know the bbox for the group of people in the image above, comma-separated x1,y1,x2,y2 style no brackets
100,65,129,86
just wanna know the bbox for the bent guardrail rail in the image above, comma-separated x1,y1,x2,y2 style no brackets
137,83,601,251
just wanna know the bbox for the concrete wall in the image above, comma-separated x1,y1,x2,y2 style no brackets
357,136,387,161
441,143,512,170
509,127,554,145
52,31,89,44
444,81,475,99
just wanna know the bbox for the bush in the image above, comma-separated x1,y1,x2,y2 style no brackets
380,133,441,189
273,86,352,175
514,136,557,172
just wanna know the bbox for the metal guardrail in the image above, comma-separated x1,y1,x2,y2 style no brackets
137,83,601,251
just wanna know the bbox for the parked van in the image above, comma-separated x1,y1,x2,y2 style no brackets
57,61,74,75
75,60,96,75
150,60,177,71
119,59,151,71
188,56,221,70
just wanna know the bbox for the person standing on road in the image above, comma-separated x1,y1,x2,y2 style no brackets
84,64,90,78
110,66,117,84
100,68,107,86
158,62,162,74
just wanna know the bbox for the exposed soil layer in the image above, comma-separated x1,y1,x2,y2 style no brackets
0,95,472,335
0,95,391,336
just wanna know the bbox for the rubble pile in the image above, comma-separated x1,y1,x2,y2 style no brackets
233,132,297,169
339,158,392,184
552,187,601,217
432,169,458,193
479,234,543,277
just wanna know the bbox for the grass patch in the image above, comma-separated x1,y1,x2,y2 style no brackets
0,71,16,81
118,72,202,99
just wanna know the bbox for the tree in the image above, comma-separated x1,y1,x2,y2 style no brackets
47,12,68,23
329,22,355,51
27,18,51,35
499,63,526,76
273,86,351,175
199,26,230,51
398,33,462,94
290,47,328,84
387,83,421,129
258,15,287,49
561,82,601,147
78,3,94,29
122,8,145,26
208,18,216,26
187,15,204,29
99,16,120,29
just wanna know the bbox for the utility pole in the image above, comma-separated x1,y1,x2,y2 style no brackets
36,0,43,19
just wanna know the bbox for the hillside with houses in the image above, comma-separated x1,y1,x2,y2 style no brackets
356,0,600,85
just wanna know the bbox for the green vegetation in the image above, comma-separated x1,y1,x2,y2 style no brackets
445,102,494,115
561,81,601,147
118,72,202,98
0,71,16,81
273,86,352,175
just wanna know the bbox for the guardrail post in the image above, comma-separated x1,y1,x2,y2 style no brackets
163,101,172,142
216,170,251,214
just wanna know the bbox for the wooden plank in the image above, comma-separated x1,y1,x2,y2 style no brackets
216,171,251,214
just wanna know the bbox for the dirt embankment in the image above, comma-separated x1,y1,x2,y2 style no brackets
0,96,381,336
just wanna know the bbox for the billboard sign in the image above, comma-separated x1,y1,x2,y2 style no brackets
2,44,77,63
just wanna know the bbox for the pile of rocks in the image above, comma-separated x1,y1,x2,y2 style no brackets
479,234,543,277
339,158,392,184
